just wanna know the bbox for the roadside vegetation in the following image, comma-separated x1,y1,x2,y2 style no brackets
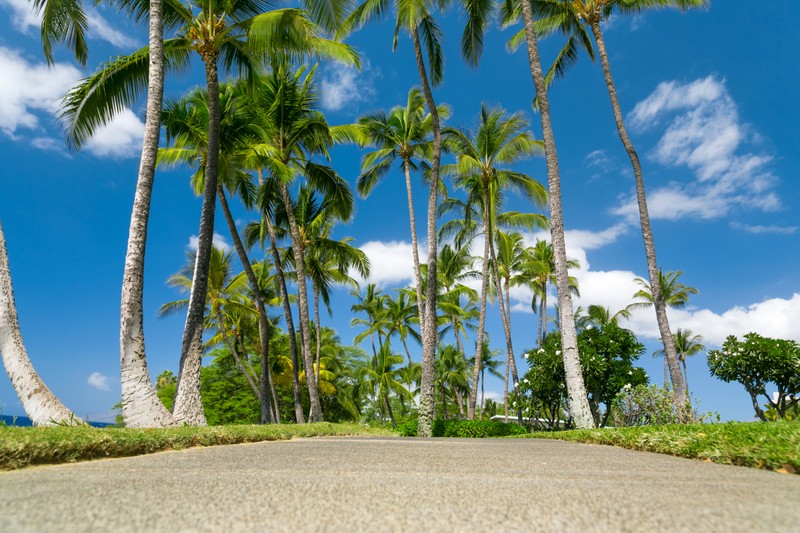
0,423,392,471
525,421,800,474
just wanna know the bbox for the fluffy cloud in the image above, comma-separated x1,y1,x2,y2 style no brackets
1,0,135,48
730,222,798,235
319,63,375,112
188,233,232,253
0,46,80,136
82,108,145,159
88,372,111,391
356,240,427,287
615,76,781,221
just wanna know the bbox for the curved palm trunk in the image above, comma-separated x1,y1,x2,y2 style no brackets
539,292,546,347
519,0,594,429
403,158,426,330
412,24,441,438
479,368,485,418
467,189,491,420
589,21,686,407
263,212,304,423
278,182,323,422
0,222,81,426
217,313,261,400
218,187,274,423
400,336,413,367
682,358,690,396
451,316,466,361
119,0,175,428
173,57,224,426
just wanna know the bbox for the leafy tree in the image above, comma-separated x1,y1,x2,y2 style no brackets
519,336,568,430
708,333,800,421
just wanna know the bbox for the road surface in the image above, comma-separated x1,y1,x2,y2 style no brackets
1,437,798,532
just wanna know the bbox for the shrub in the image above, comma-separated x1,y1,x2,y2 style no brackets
611,384,718,427
396,419,528,437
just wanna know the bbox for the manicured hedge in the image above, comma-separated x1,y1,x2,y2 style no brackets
397,419,529,437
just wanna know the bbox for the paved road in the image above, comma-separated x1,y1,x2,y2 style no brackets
1,437,798,532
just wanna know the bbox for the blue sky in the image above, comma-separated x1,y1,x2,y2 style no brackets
0,0,797,422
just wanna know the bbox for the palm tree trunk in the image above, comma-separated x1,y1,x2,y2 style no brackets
0,221,82,426
384,393,396,428
454,389,466,419
403,158,426,330
217,186,273,423
411,24,441,438
400,336,413,367
217,313,261,400
451,316,466,360
682,359,690,396
589,21,686,407
313,281,322,389
480,368,485,419
118,0,175,428
263,211,304,424
173,57,225,427
467,188,491,420
539,293,546,347
519,0,594,429
278,182,323,422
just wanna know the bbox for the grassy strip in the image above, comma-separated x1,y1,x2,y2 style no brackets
522,421,800,474
0,423,393,471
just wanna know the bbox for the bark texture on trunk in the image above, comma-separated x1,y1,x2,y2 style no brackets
589,21,686,406
411,25,441,438
519,0,594,429
313,282,322,388
403,158,426,331
0,222,81,426
119,0,176,428
173,58,224,426
278,182,323,422
467,187,491,420
218,187,273,423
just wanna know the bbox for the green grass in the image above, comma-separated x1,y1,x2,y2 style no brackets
522,421,800,474
0,423,393,471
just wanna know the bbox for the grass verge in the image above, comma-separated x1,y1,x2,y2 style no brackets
522,421,800,474
0,423,393,471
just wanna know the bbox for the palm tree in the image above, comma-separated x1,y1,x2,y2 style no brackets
468,339,504,419
340,0,455,437
351,284,387,358
441,105,547,420
356,89,449,330
0,221,82,425
476,0,595,428
586,304,631,328
631,269,699,310
526,0,708,407
381,290,421,366
436,345,470,419
655,329,704,394
436,243,479,360
356,343,412,427
62,0,358,426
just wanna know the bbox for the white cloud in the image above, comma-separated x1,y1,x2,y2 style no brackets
356,240,427,287
83,108,145,159
730,223,798,235
30,136,69,155
188,233,232,253
0,46,80,137
88,372,111,391
320,62,375,112
615,76,781,222
0,0,135,48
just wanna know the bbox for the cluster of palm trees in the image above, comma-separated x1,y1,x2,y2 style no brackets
0,0,708,431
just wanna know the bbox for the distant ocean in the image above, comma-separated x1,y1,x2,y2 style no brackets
1,415,112,428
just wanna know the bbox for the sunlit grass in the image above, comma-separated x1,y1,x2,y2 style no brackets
522,420,800,474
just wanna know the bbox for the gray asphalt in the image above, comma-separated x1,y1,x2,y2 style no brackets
0,437,798,532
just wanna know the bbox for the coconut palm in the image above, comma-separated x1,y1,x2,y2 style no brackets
468,339,504,419
340,0,460,437
586,304,631,328
356,343,412,427
631,270,699,311
436,344,470,419
380,290,421,366
654,329,704,394
356,89,449,328
436,243,480,359
0,221,82,425
522,0,708,406
441,105,547,420
62,0,358,426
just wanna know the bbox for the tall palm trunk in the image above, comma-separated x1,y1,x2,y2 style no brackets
278,182,323,422
538,291,546,347
217,312,262,400
589,21,686,407
682,358,690,396
488,226,522,423
519,0,594,429
119,0,175,428
262,205,304,423
173,57,223,426
480,368,485,419
411,24,441,438
0,222,81,426
313,281,322,388
451,316,466,360
467,187,491,419
402,158,426,329
218,187,274,423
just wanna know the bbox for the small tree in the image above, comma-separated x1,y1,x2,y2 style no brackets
708,333,800,421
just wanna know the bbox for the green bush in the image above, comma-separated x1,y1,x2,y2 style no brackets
396,419,528,437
